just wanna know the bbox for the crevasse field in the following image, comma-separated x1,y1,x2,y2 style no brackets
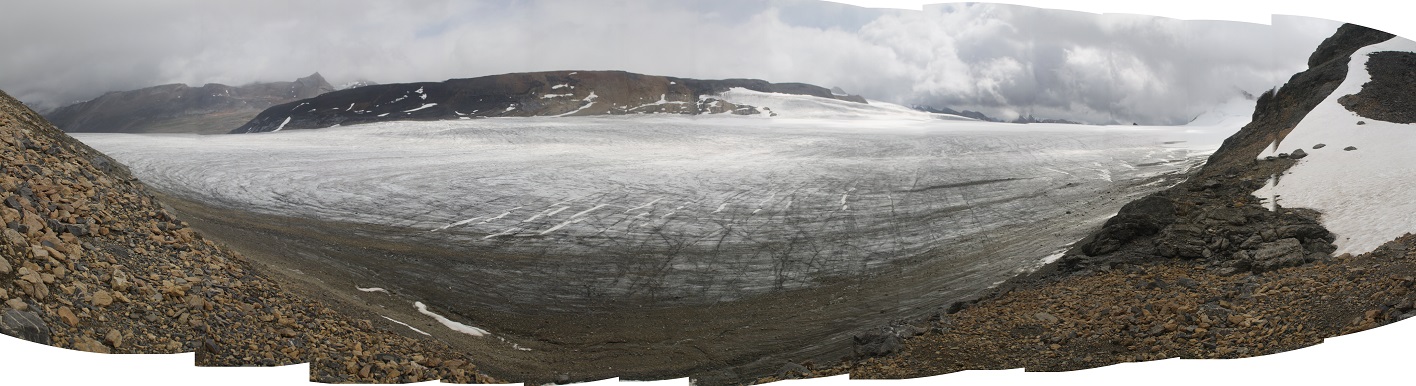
74,104,1245,308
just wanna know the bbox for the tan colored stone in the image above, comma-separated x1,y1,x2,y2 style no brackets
0,254,10,275
105,329,123,349
73,336,111,354
43,246,65,261
5,298,26,311
91,290,113,307
110,271,131,292
17,277,48,300
419,357,442,368
2,228,24,246
57,306,78,326
22,216,44,237
441,359,466,368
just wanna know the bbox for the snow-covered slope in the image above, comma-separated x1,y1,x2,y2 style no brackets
714,87,974,121
1254,37,1416,256
1186,96,1258,128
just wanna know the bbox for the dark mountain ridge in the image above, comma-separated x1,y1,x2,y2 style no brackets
44,73,335,134
232,70,869,133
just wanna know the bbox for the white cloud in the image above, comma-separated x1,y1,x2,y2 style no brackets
0,0,1343,124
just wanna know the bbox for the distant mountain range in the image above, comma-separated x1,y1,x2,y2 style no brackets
232,70,870,133
44,73,336,134
909,104,1082,125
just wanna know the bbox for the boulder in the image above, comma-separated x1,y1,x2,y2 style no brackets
1290,149,1308,159
1205,207,1248,226
0,309,51,344
1155,224,1207,259
1246,238,1313,272
852,328,903,358
1079,195,1176,256
1277,223,1331,242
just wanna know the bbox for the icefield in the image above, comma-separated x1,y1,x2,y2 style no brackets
75,113,1241,306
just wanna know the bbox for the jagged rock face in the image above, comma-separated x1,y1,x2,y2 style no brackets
44,73,335,134
231,70,869,133
1079,196,1177,256
1204,24,1395,173
1058,24,1392,275
1307,23,1402,68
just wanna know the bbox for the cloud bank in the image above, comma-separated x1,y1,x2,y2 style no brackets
0,0,1341,124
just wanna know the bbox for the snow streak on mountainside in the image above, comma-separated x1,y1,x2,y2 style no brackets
1254,37,1416,256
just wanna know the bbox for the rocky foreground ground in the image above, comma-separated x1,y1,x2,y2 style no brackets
761,233,1416,380
0,89,498,383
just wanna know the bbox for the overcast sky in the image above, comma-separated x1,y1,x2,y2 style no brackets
0,0,1344,124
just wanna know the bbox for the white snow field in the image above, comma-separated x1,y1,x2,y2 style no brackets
1254,37,1416,256
74,105,1244,304
715,87,975,120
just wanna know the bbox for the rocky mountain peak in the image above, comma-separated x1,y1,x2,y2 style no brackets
294,72,336,99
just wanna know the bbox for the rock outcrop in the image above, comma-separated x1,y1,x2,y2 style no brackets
231,70,869,133
1056,23,1395,275
45,73,336,134
1,88,494,382
1337,51,1416,123
1204,23,1395,172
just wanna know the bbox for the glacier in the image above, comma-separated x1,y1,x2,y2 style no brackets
74,112,1243,306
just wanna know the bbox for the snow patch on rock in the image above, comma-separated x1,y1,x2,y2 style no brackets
1253,37,1416,256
